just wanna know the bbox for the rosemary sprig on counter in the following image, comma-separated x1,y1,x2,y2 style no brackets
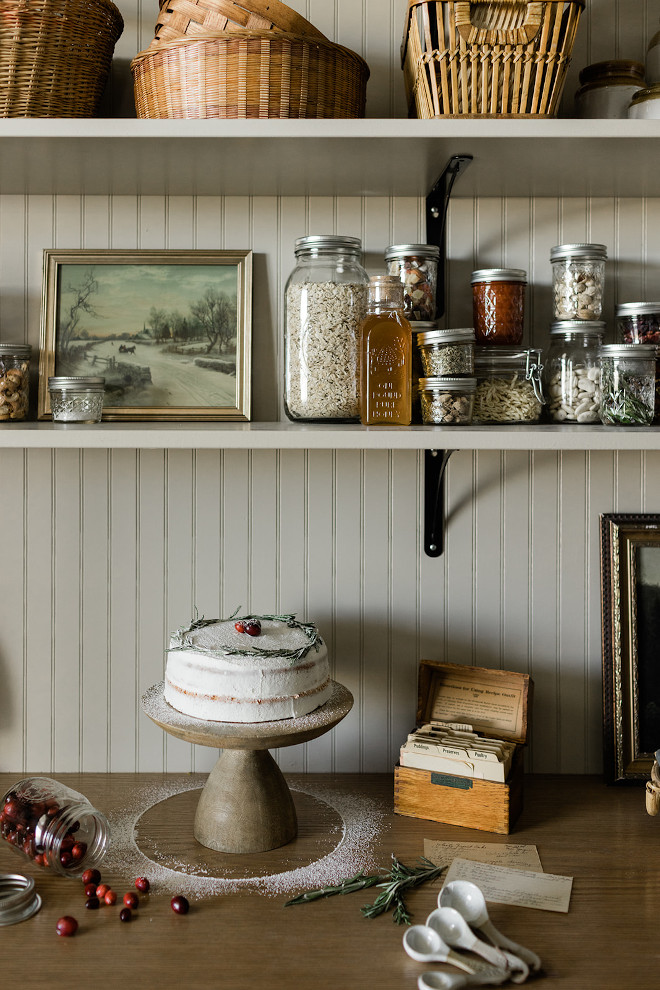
284,855,445,925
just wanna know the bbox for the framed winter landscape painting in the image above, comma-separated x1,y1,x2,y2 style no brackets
37,249,252,421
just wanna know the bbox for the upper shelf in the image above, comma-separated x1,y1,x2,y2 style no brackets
2,421,660,451
2,118,660,198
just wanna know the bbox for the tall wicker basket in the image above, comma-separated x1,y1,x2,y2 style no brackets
0,0,124,117
402,0,584,118
131,31,369,118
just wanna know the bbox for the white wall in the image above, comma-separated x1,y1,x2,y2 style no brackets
1,0,658,775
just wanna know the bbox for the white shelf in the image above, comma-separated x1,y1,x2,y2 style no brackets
1,118,660,198
2,421,660,451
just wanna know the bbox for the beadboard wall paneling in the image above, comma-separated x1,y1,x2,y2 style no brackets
2,0,660,774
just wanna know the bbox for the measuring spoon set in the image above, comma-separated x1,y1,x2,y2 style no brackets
402,880,542,990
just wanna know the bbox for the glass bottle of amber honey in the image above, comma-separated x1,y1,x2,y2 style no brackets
359,275,412,425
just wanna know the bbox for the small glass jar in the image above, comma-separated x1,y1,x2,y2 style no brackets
471,269,527,345
358,275,412,426
544,321,604,423
0,343,31,422
284,235,369,422
616,302,660,344
384,244,439,322
599,343,657,426
411,321,436,423
627,84,660,119
416,327,475,377
551,243,607,320
574,60,646,118
473,347,544,424
1,777,109,878
419,376,476,425
48,377,105,423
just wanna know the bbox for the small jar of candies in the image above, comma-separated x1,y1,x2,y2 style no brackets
384,244,439,321
0,777,109,877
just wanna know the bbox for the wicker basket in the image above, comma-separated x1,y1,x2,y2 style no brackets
131,31,370,118
0,0,124,117
152,0,326,47
402,0,584,118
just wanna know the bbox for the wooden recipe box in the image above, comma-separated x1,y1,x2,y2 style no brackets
394,660,533,834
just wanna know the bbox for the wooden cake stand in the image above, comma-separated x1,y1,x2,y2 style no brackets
141,680,353,854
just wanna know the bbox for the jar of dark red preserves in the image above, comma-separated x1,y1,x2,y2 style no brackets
471,269,527,345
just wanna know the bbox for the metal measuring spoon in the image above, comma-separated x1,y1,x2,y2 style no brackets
417,965,511,990
404,925,501,974
439,880,542,972
426,907,511,969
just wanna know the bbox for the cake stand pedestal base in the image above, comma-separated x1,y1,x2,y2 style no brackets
141,680,353,854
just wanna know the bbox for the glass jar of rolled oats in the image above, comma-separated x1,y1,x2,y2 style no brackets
284,235,369,422
0,344,31,422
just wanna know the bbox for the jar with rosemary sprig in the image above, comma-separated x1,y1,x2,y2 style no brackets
598,343,657,426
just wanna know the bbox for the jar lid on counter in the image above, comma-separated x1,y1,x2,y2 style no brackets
550,242,608,261
48,376,105,390
550,320,606,336
0,343,31,358
616,302,660,317
384,243,440,260
417,327,475,345
0,874,41,927
419,376,477,393
293,235,362,254
470,268,527,284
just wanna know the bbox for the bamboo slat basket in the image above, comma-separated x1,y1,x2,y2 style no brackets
0,0,124,117
402,0,584,118
152,0,326,47
131,31,370,118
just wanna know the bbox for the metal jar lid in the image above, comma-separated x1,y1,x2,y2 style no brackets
0,343,31,358
550,243,608,261
410,321,438,333
384,243,440,261
470,268,527,284
419,376,477,393
599,343,658,356
615,302,660,317
294,234,362,255
417,327,475,346
48,376,105,390
0,874,41,927
474,346,541,364
550,320,606,336
629,83,660,106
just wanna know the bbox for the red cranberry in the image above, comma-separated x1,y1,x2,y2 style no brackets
234,621,246,633
123,891,139,909
245,621,261,637
85,897,100,910
103,890,117,906
56,916,78,937
96,884,109,898
59,850,73,869
71,842,87,861
170,895,189,915
81,868,101,886
84,883,96,897
119,908,132,922
135,876,150,893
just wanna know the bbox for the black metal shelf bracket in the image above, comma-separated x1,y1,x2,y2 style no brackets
424,449,454,557
426,153,473,319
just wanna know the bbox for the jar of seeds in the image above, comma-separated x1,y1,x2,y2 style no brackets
416,327,475,377
551,243,607,320
0,343,31,422
284,235,369,422
419,377,475,425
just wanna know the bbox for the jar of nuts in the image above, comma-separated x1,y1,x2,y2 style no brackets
418,377,476,425
551,243,607,321
0,343,31,422
384,244,439,321
544,321,604,423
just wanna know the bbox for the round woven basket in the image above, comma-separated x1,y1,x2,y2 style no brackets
131,31,369,119
0,0,124,117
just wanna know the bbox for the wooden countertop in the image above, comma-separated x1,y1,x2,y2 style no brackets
0,773,656,989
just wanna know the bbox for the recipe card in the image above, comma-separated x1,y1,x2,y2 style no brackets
424,839,543,872
442,858,573,913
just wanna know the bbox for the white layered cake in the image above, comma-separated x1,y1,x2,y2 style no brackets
163,613,332,723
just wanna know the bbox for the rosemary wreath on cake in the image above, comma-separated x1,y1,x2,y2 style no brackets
169,609,322,664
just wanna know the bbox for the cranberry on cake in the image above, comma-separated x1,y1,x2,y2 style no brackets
163,612,332,723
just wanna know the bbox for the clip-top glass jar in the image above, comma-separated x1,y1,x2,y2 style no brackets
545,321,604,423
599,343,657,426
551,243,607,320
471,269,527,345
384,244,439,321
473,347,544,424
0,343,31,422
1,777,109,877
48,377,105,423
284,235,369,422
359,275,411,425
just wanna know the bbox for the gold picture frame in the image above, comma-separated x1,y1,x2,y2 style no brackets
601,513,660,784
38,249,252,421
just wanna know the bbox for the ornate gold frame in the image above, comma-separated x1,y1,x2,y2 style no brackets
601,513,660,783
37,249,252,421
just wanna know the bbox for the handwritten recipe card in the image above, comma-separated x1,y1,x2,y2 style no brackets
443,858,573,913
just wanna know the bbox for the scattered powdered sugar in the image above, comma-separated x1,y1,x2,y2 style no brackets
102,775,388,901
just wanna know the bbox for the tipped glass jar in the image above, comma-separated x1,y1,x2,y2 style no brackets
473,347,544,424
471,269,527,345
0,777,109,877
384,244,439,321
544,321,604,423
599,343,657,426
48,377,105,423
284,235,369,422
551,243,607,321
0,343,31,422
359,275,412,425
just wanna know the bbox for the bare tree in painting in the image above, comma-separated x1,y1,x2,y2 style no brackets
58,268,100,356
190,288,236,354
